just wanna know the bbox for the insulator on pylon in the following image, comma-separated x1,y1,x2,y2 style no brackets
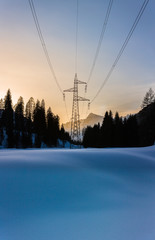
88,102,90,110
85,84,87,93
63,93,65,101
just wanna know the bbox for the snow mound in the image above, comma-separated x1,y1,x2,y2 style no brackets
0,147,155,240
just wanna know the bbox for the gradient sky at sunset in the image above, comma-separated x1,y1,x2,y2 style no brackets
0,0,154,123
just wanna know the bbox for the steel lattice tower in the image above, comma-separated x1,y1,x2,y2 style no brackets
63,73,89,141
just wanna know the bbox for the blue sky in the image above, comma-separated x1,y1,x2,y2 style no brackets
0,0,154,123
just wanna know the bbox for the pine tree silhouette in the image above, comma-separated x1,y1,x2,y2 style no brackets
141,88,155,109
3,89,14,147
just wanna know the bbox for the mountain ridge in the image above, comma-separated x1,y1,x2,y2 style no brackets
63,113,103,133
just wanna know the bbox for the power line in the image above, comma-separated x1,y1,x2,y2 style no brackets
64,98,70,122
28,0,70,122
28,0,62,94
90,0,149,105
63,0,80,124
81,0,113,118
75,0,79,73
87,0,113,84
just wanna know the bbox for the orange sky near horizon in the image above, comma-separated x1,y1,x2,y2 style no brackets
0,0,155,124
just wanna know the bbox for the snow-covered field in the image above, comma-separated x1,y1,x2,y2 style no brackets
0,147,155,240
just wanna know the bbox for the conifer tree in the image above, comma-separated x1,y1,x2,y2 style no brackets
60,124,65,147
113,112,123,147
46,107,54,146
53,115,60,146
40,99,46,141
124,115,139,147
0,98,4,110
101,111,114,147
15,96,24,147
33,100,41,147
25,97,35,121
15,96,24,131
0,98,4,141
92,123,101,147
141,88,155,109
83,126,94,148
25,97,35,147
3,89,14,147
33,99,47,147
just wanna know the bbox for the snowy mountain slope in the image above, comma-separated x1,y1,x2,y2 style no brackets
63,112,103,132
0,147,155,240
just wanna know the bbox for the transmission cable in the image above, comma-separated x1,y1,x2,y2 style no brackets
90,0,149,105
28,0,62,94
81,0,113,118
28,0,71,122
75,0,79,73
87,0,113,84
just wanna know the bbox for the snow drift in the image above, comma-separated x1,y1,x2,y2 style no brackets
0,147,155,240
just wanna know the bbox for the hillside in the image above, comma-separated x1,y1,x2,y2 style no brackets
136,102,155,146
0,146,155,240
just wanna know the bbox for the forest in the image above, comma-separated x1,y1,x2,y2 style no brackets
0,89,70,148
83,88,155,148
0,88,155,148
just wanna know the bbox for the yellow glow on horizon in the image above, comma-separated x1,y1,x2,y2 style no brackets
0,0,154,125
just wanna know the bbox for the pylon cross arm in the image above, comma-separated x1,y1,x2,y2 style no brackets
63,87,75,93
76,79,87,85
78,96,90,101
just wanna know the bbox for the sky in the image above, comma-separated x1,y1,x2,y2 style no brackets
0,0,155,124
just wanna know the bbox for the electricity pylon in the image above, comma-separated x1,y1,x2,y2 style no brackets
63,73,90,142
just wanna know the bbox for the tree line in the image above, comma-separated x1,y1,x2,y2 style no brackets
0,88,155,149
0,89,70,148
83,111,139,148
83,88,155,148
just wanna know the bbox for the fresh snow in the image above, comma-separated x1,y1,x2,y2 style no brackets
0,147,155,240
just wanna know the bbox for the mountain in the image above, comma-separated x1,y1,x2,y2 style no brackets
63,113,103,133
